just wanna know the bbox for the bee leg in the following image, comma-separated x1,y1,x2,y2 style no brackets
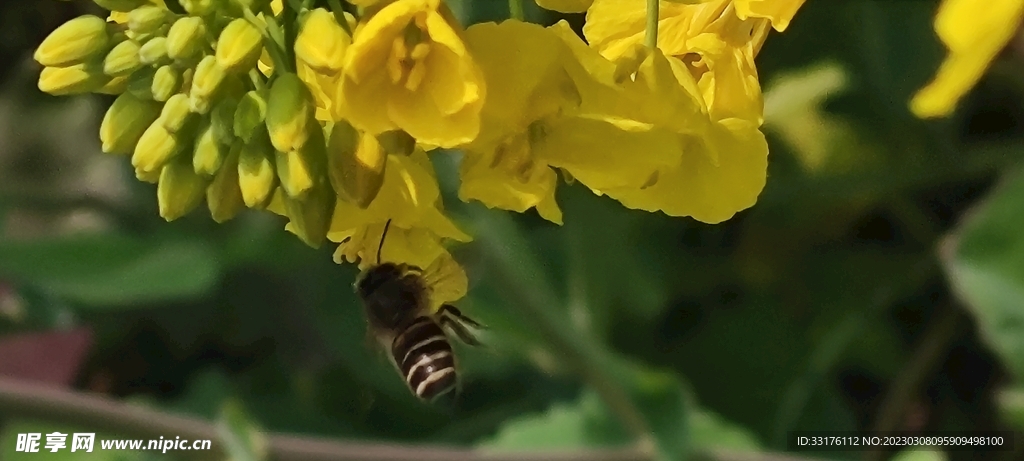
439,315,483,347
439,304,486,329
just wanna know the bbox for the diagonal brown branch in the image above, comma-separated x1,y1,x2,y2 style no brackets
0,376,824,461
0,376,643,461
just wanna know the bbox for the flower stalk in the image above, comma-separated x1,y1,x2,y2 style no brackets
509,0,525,20
645,0,658,51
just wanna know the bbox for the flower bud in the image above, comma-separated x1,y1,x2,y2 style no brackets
158,158,209,221
160,93,194,133
193,119,229,176
181,0,216,15
237,132,277,208
190,55,226,113
377,130,416,156
126,67,156,100
100,92,162,154
211,97,238,146
133,121,184,173
207,143,245,222
266,72,313,152
327,121,385,208
281,182,334,248
167,16,206,61
38,63,110,95
216,19,263,73
129,6,168,35
138,36,169,65
97,75,129,94
151,65,181,101
234,90,268,143
137,167,161,183
35,15,110,67
93,0,148,12
276,126,326,199
103,39,142,76
294,9,350,74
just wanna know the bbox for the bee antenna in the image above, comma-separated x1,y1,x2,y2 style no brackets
376,219,392,265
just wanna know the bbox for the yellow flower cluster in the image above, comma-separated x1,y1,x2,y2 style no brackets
35,0,805,307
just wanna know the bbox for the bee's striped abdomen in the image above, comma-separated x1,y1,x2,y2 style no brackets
391,316,457,402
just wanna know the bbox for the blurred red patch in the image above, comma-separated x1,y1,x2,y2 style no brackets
0,328,92,387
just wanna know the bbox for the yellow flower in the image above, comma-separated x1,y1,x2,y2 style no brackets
599,52,769,223
339,0,485,148
265,149,469,304
910,0,1024,118
460,20,683,224
584,0,764,122
733,0,806,32
554,17,768,223
325,149,469,260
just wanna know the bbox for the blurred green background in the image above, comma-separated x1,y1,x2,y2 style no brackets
1,0,1024,460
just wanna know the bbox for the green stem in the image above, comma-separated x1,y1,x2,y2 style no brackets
645,0,659,51
471,213,656,451
509,0,525,20
249,69,267,92
242,7,295,74
263,10,291,64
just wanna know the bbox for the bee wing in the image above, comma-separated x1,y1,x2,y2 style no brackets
436,303,487,347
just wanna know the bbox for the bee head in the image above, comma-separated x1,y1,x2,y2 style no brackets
355,262,403,298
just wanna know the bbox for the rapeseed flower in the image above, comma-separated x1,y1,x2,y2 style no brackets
911,0,1024,118
36,0,805,304
577,0,774,222
339,0,486,148
459,20,682,224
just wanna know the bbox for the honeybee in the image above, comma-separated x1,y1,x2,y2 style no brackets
355,219,484,403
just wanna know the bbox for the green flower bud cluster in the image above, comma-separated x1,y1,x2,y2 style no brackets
36,0,313,236
35,1,373,250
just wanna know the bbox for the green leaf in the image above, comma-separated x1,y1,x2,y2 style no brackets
482,359,692,460
482,397,598,450
892,447,947,461
0,233,221,306
216,399,269,461
941,166,1024,380
689,410,761,451
997,387,1024,431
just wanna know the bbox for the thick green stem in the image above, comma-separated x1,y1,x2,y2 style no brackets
645,0,659,51
509,0,525,20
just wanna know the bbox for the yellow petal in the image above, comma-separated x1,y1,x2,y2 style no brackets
584,0,704,60
535,115,681,191
458,148,563,224
467,20,580,148
605,118,767,224
535,0,593,13
327,151,470,245
910,0,1024,118
733,0,806,32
